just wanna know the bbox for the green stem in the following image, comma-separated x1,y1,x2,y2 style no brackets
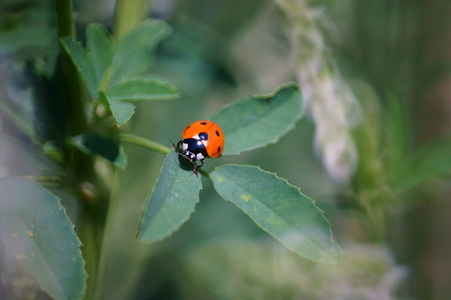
80,207,104,299
113,0,151,38
55,0,76,38
0,102,43,147
19,175,64,187
92,135,169,299
120,133,210,177
55,0,87,136
92,171,121,300
55,1,106,299
119,133,171,154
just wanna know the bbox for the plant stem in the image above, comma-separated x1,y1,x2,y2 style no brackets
55,0,87,136
55,0,76,38
19,175,63,187
80,207,105,299
82,3,153,298
119,133,171,154
120,133,210,177
55,1,107,299
113,0,151,38
92,170,123,300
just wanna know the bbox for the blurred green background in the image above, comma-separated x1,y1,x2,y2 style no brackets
1,0,451,299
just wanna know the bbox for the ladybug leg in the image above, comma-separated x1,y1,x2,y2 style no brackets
179,155,199,177
172,140,189,160
171,140,182,151
173,149,199,176
198,159,205,169
192,159,205,176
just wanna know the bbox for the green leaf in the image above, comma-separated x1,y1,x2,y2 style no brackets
386,93,408,172
210,165,342,264
109,20,172,86
395,137,451,192
60,37,98,99
138,151,202,243
86,24,113,88
106,78,180,102
210,83,304,155
0,177,87,300
104,78,179,126
69,132,127,169
109,101,136,126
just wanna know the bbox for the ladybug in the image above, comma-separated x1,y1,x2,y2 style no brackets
171,120,224,176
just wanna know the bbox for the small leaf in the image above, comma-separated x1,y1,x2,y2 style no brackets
109,20,171,86
106,78,180,102
69,133,127,169
395,137,451,192
104,78,179,126
43,141,64,162
109,101,135,126
210,83,304,155
210,164,342,264
86,24,113,88
60,37,98,99
138,151,202,243
0,178,87,300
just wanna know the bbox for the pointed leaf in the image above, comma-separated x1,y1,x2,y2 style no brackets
109,101,135,126
210,83,304,155
210,164,342,264
395,137,451,191
0,177,87,300
69,133,127,169
109,20,171,86
86,24,113,87
106,78,180,102
138,151,202,243
60,37,97,99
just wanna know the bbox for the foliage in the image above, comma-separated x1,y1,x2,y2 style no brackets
61,20,179,126
0,178,86,300
138,151,202,242
0,1,342,299
1,0,451,299
210,165,341,263
137,83,340,264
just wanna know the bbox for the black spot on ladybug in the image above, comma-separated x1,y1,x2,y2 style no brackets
185,125,191,130
199,132,208,140
217,146,221,153
215,130,220,137
200,122,207,125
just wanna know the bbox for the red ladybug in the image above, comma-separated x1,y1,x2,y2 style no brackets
171,120,224,175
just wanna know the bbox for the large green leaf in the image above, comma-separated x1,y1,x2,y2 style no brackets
0,178,87,300
210,83,304,155
138,151,202,243
60,37,98,99
109,20,171,86
210,165,342,264
86,23,113,88
106,78,180,102
69,132,127,169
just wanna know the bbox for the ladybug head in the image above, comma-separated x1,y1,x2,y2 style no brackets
181,138,207,161
184,150,196,160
